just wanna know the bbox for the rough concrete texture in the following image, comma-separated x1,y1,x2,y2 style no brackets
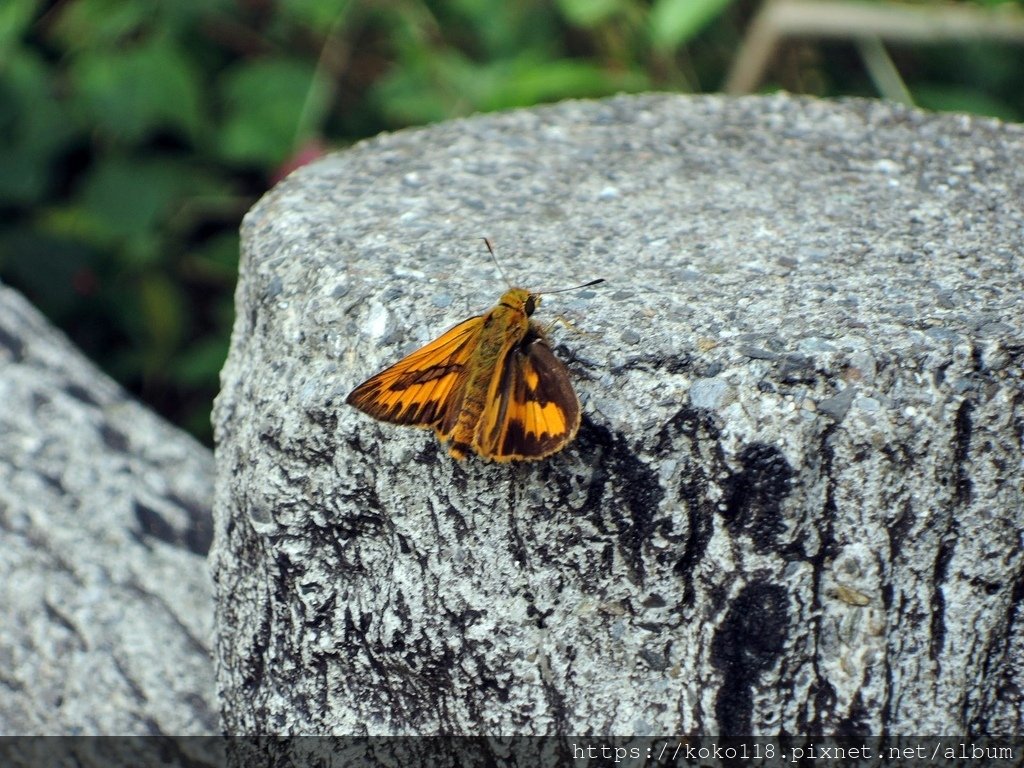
214,93,1024,738
0,284,217,735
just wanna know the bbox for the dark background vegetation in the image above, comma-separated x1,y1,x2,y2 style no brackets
2,0,1022,444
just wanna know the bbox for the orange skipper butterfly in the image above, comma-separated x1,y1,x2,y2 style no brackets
346,240,602,462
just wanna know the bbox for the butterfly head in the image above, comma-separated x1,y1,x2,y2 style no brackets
499,287,540,317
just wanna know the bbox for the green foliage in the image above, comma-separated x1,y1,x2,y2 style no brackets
71,39,206,144
1,0,1022,445
557,0,627,28
219,58,329,165
649,0,735,51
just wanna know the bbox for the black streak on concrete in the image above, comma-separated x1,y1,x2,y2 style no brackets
722,443,795,552
655,406,721,606
579,418,663,584
711,582,789,734
835,690,872,738
952,399,974,506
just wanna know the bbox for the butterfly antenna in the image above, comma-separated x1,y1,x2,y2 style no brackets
483,237,514,288
538,278,605,295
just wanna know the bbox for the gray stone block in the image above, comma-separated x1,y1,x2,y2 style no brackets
214,93,1024,737
0,285,217,735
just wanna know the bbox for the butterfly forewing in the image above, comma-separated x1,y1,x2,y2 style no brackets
346,316,483,427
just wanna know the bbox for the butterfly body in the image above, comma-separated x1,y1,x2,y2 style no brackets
346,287,582,462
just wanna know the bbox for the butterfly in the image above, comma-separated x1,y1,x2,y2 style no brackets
347,246,602,462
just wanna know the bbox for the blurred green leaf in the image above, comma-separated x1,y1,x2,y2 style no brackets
285,0,353,34
139,271,185,363
49,0,151,51
76,158,189,244
0,53,78,205
173,336,230,388
443,0,562,58
375,51,648,124
159,0,235,35
650,0,734,51
186,232,240,283
0,0,36,58
36,205,117,252
476,58,648,110
934,40,1024,94
218,59,328,166
0,228,100,317
912,84,1020,122
71,38,206,143
182,405,215,446
556,0,624,28
0,142,49,205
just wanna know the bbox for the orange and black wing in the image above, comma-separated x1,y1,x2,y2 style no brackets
475,324,581,461
346,316,484,428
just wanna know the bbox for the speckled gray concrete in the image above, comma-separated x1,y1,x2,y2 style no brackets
0,284,217,736
214,93,1024,740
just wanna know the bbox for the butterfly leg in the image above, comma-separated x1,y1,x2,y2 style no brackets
540,314,598,338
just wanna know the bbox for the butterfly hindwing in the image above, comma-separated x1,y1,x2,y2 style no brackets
475,323,581,461
346,316,484,428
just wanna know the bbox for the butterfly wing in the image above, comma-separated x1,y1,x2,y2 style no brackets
474,324,581,461
346,316,484,428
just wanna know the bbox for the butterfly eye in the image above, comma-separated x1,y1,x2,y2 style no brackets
525,295,539,316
